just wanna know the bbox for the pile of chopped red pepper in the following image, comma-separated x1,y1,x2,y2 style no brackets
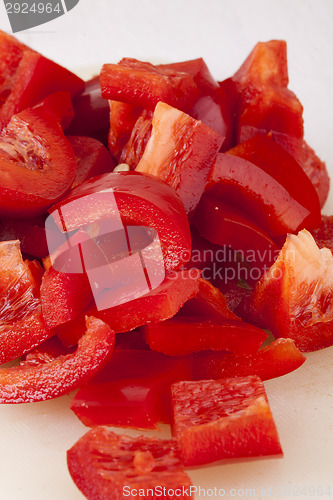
0,31,332,499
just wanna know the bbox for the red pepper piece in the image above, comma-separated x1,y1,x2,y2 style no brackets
40,266,93,329
238,129,330,209
208,135,321,237
0,240,53,363
100,57,200,111
171,376,283,466
92,269,201,333
238,86,303,139
231,40,304,140
300,141,330,209
118,109,153,169
51,171,191,271
107,100,143,161
233,40,289,89
67,428,193,500
240,230,333,351
159,58,220,95
66,76,110,144
0,30,83,130
180,277,239,321
32,91,74,129
145,318,267,356
71,349,192,428
193,194,278,278
67,136,115,188
136,102,223,215
193,338,306,381
0,316,114,403
0,105,77,217
159,58,230,139
55,315,87,348
0,215,48,258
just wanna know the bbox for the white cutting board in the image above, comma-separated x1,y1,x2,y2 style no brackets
0,1,333,499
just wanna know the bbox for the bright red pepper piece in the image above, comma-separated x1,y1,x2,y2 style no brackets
0,30,83,131
0,240,53,363
118,109,153,169
100,57,200,111
107,100,143,161
145,318,267,356
193,194,278,277
136,102,224,215
67,428,193,500
208,135,321,237
179,277,240,321
0,316,114,403
50,171,191,271
40,266,93,329
240,230,333,351
193,338,306,381
67,136,115,188
159,58,230,139
71,349,192,428
92,269,201,333
32,91,74,129
171,376,283,466
0,105,77,217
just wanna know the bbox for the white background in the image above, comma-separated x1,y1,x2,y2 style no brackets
0,1,333,499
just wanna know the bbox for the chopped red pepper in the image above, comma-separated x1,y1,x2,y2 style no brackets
0,316,114,403
100,57,200,111
171,376,283,466
0,240,53,364
145,318,267,356
71,349,192,428
193,338,306,381
0,30,83,130
67,428,193,500
136,102,224,215
67,136,115,188
193,193,278,276
92,269,201,333
240,230,333,351
208,135,321,237
0,105,77,217
107,100,143,161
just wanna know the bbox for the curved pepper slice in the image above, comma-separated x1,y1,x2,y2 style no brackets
193,338,306,381
171,377,282,466
0,316,114,403
49,171,191,271
92,269,201,333
208,135,321,238
67,428,193,500
136,102,224,215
